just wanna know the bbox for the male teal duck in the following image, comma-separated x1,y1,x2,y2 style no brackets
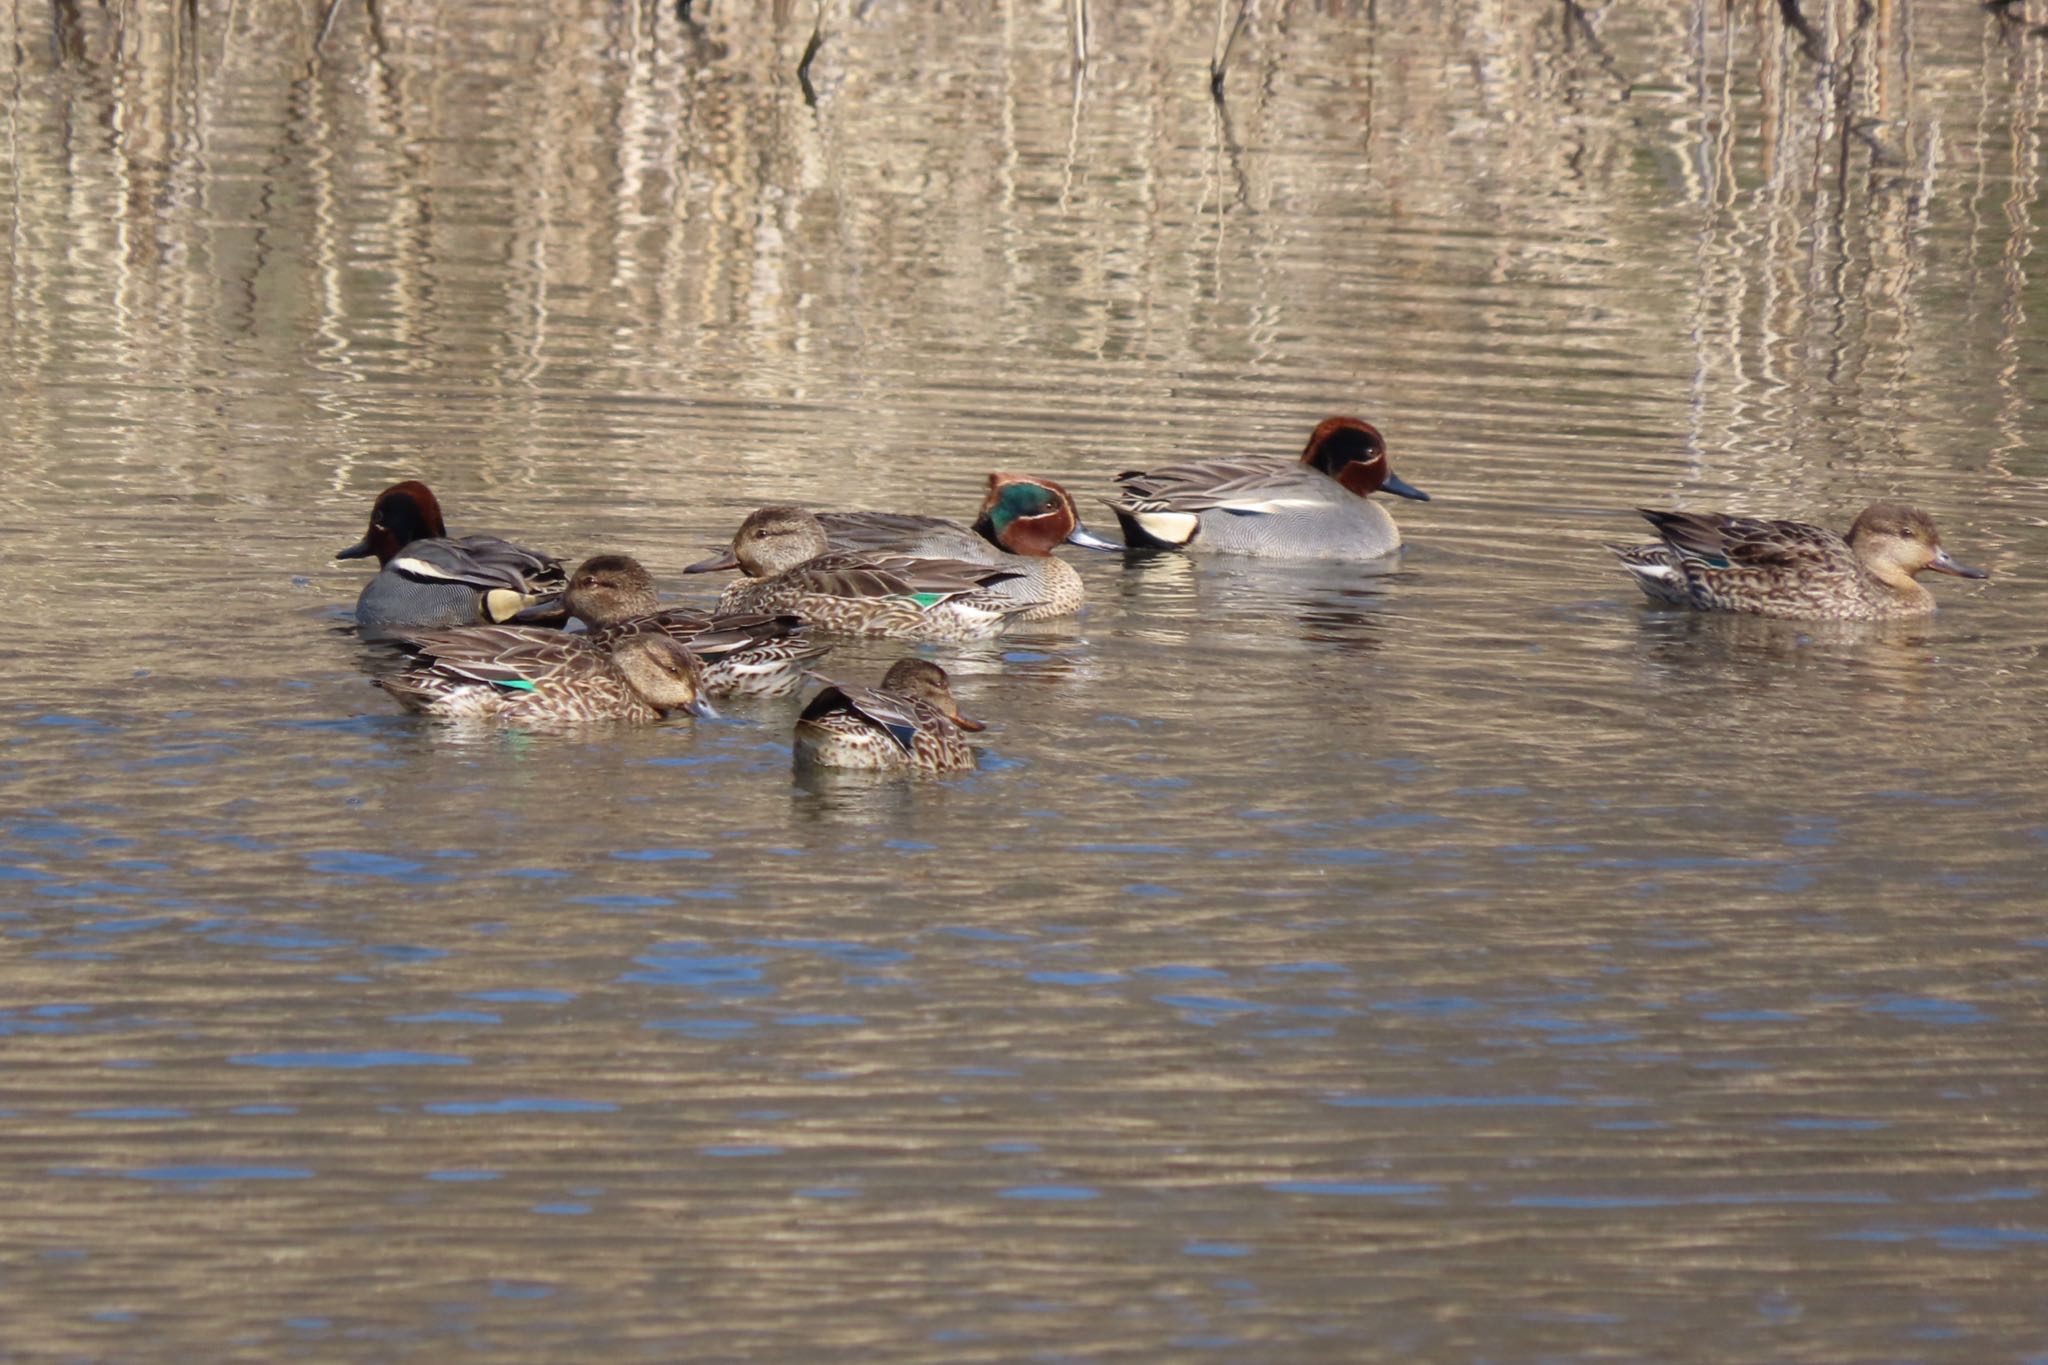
686,473,1119,620
706,507,1043,641
1612,503,1987,620
1104,416,1429,558
338,481,566,637
561,554,830,697
794,659,984,772
375,628,716,724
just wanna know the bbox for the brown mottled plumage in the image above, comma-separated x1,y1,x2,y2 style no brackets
708,475,1122,620
1611,502,1986,620
375,629,714,724
707,507,1044,641
560,554,829,697
793,659,985,772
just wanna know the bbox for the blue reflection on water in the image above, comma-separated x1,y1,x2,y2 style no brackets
125,1164,313,1181
621,943,767,991
422,1099,615,1115
1863,996,1991,1025
999,1186,1099,1201
230,1051,469,1068
1266,1181,1440,1197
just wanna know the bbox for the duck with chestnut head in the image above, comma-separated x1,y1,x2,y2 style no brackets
337,481,567,637
1103,416,1430,559
794,658,985,772
689,473,1118,620
1611,502,1987,620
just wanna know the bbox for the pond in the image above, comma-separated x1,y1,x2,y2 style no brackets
2,1,2045,1358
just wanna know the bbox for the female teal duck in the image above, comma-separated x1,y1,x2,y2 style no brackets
1104,416,1429,558
1612,503,1986,620
687,473,1118,620
338,481,566,636
376,630,715,724
707,507,1043,642
561,554,829,697
794,659,984,772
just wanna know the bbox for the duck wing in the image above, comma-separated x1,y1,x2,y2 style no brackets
1107,457,1318,514
391,626,598,690
819,511,985,559
387,536,568,594
1639,510,1853,574
779,551,1024,601
594,609,811,660
798,681,929,754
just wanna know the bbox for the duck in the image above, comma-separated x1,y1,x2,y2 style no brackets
794,658,984,772
374,629,716,724
558,553,830,697
704,506,1045,641
338,481,567,637
1103,416,1429,558
685,473,1120,620
1611,503,1987,620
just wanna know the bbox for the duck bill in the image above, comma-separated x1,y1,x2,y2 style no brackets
685,696,720,720
1064,525,1124,552
683,547,740,574
1927,547,1987,579
1379,472,1431,502
506,593,568,625
950,710,988,733
336,536,374,560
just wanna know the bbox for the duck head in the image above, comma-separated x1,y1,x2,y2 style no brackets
338,481,448,565
1300,417,1429,502
612,634,717,718
716,506,833,578
880,658,985,731
972,473,1123,556
1847,503,1987,582
564,553,661,627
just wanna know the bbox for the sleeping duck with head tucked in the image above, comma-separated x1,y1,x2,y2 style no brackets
793,658,984,773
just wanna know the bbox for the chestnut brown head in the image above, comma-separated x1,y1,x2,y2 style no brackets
971,473,1123,557
338,481,448,565
1299,418,1428,502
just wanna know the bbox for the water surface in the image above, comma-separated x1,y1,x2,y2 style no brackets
3,1,2046,1359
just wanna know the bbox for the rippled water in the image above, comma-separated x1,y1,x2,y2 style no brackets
4,1,2047,1358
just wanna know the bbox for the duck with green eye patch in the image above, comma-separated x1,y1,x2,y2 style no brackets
685,474,1119,621
1103,416,1430,559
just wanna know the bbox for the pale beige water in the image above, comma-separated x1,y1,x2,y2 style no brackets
2,2,2046,1359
